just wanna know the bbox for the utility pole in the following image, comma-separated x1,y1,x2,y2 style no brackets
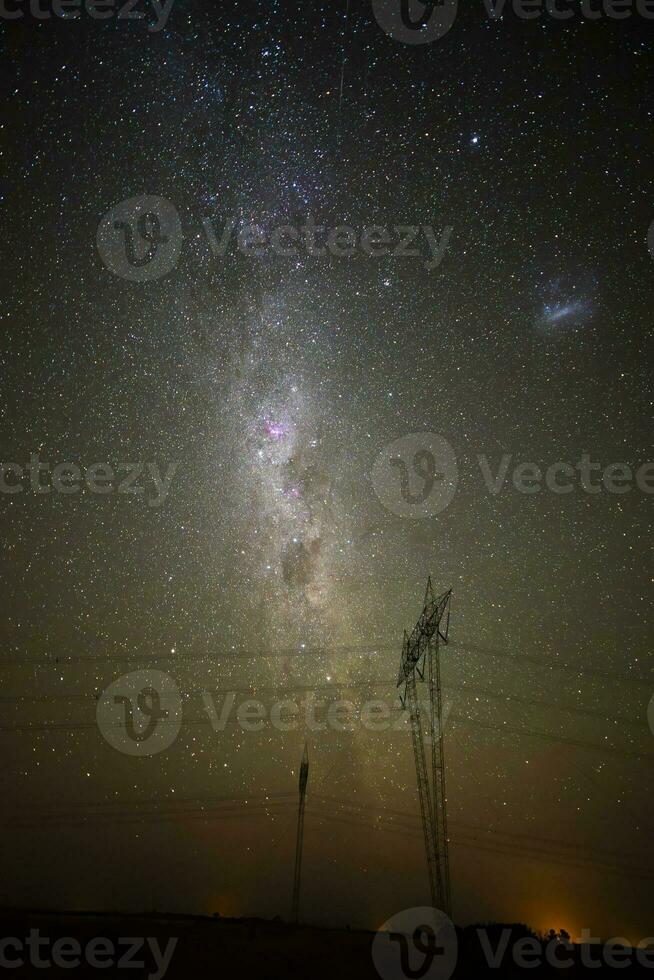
397,579,452,917
291,741,309,923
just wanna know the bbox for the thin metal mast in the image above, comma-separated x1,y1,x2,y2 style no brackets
291,741,309,923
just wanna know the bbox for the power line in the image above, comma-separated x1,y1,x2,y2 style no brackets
0,639,649,686
7,794,652,883
0,713,649,762
0,681,641,729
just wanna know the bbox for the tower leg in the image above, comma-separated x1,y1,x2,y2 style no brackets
291,795,306,922
406,672,439,910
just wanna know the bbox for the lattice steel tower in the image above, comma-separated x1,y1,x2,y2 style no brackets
397,579,452,917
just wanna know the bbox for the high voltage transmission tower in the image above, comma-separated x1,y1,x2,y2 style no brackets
397,579,452,917
291,741,309,923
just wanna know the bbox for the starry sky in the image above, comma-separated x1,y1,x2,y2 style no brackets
1,0,653,941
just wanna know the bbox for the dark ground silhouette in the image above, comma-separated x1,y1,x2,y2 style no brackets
0,910,652,978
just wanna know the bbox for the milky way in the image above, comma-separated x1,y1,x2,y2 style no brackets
1,1,652,939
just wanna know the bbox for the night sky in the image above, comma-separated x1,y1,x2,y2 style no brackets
1,0,653,943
